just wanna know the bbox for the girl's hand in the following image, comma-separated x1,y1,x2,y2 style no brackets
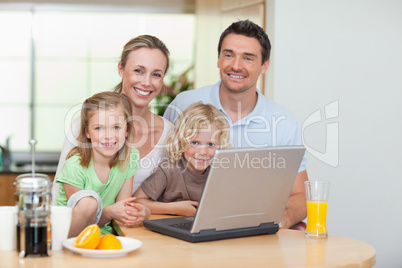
106,197,146,226
124,199,151,226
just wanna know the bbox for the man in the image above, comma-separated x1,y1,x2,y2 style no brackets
164,20,307,229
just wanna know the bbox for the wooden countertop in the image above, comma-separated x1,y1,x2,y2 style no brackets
0,215,376,268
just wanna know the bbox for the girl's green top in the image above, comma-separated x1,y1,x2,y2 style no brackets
56,148,140,234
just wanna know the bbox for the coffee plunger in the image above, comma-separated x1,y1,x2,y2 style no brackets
14,140,52,257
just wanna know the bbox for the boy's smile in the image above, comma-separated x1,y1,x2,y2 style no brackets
183,125,220,173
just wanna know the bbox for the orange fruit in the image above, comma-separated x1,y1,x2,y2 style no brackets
74,224,101,249
96,234,122,250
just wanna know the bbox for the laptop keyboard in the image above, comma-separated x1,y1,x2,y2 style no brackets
170,221,193,231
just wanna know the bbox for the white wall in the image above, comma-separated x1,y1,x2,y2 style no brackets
267,0,402,267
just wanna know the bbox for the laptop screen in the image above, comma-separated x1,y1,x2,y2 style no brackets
190,146,305,233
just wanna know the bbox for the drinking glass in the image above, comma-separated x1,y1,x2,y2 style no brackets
304,181,330,239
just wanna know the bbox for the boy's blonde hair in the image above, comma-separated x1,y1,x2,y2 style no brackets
66,92,135,170
167,102,231,164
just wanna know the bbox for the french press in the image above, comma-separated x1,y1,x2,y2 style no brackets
14,140,52,257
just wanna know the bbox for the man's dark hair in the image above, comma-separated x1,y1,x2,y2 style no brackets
218,20,271,64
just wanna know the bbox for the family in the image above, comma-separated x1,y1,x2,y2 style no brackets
53,19,308,237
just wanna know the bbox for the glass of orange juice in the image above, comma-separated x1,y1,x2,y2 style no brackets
304,181,330,239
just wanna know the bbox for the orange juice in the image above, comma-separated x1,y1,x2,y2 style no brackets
306,200,328,237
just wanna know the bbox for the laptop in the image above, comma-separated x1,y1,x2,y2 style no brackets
143,146,305,242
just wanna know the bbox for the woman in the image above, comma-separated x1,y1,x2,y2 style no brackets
53,35,174,202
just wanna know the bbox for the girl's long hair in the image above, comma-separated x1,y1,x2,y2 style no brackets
66,92,135,170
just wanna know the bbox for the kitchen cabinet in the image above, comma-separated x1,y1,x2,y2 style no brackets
0,173,55,206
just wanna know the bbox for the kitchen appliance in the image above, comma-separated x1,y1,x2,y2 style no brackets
14,140,52,257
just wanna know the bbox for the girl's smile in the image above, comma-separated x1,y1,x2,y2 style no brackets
85,105,128,160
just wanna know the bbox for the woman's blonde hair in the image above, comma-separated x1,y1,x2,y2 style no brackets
114,35,170,93
166,102,231,164
66,92,135,170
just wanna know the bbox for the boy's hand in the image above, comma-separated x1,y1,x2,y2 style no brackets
169,201,198,216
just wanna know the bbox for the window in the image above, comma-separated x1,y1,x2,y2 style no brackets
0,7,195,152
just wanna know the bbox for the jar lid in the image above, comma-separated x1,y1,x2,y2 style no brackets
14,173,52,192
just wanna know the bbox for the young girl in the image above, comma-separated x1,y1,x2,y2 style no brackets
56,92,150,237
133,102,231,216
54,35,174,204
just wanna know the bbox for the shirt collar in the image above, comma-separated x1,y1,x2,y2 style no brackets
216,81,266,126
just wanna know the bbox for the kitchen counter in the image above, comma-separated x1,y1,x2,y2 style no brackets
0,151,60,174
0,166,57,174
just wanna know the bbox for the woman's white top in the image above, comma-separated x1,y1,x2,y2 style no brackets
132,117,173,193
52,116,173,203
